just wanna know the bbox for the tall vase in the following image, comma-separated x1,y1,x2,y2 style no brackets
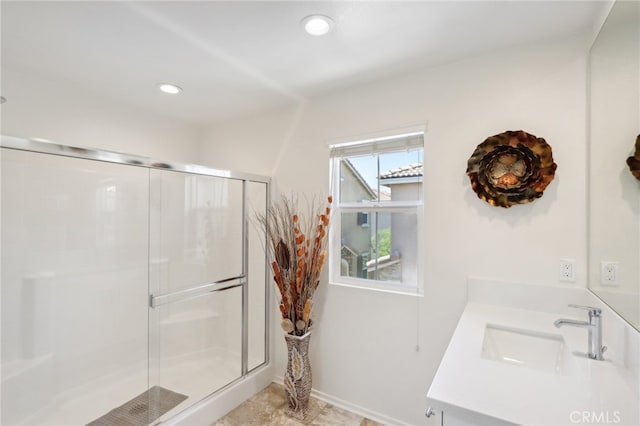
283,332,312,420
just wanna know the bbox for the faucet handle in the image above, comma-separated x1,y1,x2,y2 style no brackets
568,304,602,316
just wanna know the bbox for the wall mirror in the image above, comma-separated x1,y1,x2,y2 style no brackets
588,0,640,331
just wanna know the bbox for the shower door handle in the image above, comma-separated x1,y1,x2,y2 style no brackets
149,275,245,308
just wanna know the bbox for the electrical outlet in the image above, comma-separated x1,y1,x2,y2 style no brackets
559,258,576,282
601,261,619,286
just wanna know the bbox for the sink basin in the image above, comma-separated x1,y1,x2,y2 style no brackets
481,324,575,375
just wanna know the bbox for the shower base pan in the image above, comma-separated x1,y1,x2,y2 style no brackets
87,386,187,426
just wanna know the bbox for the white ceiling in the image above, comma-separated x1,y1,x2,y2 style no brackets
1,1,605,126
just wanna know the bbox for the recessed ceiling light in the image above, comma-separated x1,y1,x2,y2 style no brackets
301,15,334,36
157,83,182,94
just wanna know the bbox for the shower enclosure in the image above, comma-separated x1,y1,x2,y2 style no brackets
1,136,269,425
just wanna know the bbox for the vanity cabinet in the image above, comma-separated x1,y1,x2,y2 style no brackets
426,280,639,426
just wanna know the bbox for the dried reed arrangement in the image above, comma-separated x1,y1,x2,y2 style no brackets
257,194,332,336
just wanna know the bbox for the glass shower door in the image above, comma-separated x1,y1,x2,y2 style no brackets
246,181,267,371
148,169,245,422
1,137,269,425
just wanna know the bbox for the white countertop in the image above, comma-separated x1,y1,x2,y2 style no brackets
427,302,639,426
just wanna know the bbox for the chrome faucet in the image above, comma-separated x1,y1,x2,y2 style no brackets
554,304,606,360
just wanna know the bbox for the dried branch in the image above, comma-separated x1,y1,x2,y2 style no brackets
256,194,332,335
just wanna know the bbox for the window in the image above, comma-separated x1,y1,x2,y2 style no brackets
329,131,424,294
357,211,369,227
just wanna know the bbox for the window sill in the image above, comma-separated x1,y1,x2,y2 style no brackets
329,280,424,297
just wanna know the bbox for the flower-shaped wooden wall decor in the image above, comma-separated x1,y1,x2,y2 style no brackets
466,130,557,208
626,134,640,181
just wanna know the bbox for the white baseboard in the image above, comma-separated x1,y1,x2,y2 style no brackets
271,376,406,426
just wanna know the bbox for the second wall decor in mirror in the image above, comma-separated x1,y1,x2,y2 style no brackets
627,135,640,180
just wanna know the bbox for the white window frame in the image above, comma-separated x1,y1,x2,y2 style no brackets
329,130,424,296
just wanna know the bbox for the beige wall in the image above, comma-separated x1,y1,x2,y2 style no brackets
199,35,590,425
1,67,200,162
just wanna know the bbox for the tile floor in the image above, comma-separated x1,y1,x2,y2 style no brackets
213,383,385,426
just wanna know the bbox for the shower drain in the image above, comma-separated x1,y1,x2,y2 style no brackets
128,403,148,416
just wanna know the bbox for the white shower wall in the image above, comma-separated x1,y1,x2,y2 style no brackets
1,149,150,424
